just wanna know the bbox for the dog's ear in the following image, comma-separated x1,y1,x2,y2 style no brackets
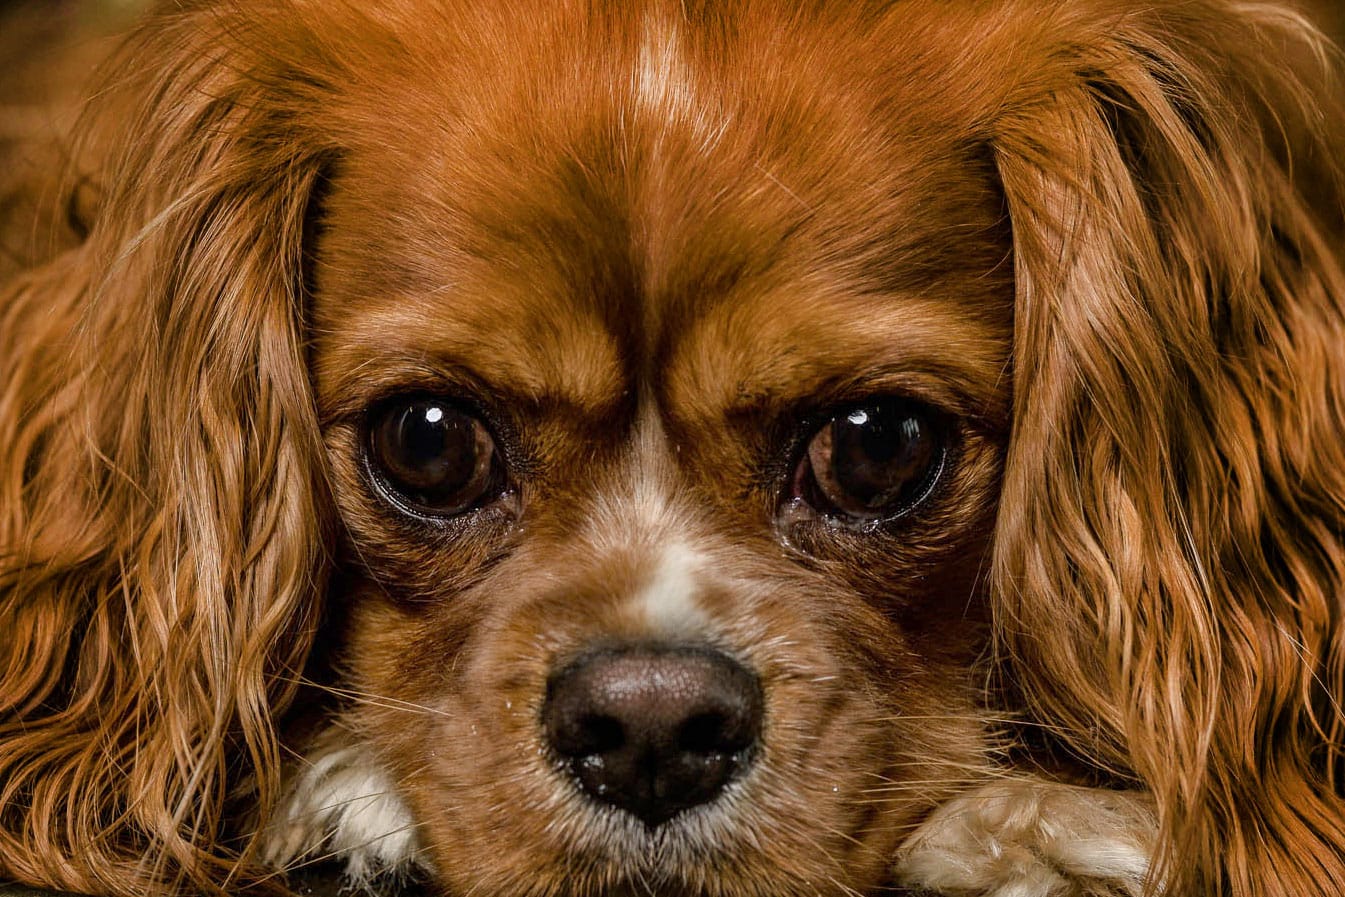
989,3,1345,893
0,8,344,894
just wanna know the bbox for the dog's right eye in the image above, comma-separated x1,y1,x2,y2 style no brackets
366,397,506,517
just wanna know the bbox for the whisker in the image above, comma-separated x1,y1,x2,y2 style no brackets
273,674,455,719
255,820,424,884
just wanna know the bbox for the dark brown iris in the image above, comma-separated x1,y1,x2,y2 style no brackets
798,400,945,522
368,398,502,516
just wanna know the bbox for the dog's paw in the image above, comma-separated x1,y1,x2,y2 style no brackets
893,779,1158,897
256,727,428,890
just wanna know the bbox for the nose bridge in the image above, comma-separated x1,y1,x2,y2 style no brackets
577,403,713,639
583,401,689,551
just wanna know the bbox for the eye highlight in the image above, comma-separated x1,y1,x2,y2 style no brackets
366,396,507,518
790,399,948,525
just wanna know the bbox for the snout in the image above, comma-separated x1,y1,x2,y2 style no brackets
542,645,763,828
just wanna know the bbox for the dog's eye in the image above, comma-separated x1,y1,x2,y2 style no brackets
792,400,946,523
367,398,504,517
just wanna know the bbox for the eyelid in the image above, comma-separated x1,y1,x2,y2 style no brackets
784,394,950,464
361,448,512,528
725,366,1002,434
358,387,538,492
320,362,498,426
318,352,627,432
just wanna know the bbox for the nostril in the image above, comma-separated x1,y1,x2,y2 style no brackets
568,714,625,756
678,711,734,754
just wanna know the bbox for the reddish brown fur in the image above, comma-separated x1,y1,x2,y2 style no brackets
1,1,1343,896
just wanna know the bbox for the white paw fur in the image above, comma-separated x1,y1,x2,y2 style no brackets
894,779,1158,897
257,727,427,888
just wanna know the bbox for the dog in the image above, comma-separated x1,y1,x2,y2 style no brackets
1,1,1343,895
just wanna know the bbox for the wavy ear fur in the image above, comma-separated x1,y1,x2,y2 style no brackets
0,5,342,894
989,2,1345,894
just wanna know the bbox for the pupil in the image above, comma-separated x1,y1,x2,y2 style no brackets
832,405,932,509
383,402,480,495
852,409,911,464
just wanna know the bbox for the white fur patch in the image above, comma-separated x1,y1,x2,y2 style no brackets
634,541,709,636
894,779,1158,897
584,405,686,552
258,730,427,888
629,10,730,167
580,408,713,634
634,13,689,119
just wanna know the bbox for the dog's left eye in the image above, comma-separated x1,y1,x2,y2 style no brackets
790,399,948,525
366,397,506,517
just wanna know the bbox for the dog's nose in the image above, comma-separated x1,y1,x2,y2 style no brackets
542,646,763,828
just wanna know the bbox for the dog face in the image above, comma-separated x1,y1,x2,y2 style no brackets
2,2,1344,897
307,14,1012,888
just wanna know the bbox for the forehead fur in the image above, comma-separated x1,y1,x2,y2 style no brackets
306,0,1013,412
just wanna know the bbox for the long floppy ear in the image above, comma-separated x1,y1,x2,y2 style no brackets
988,2,1345,894
0,7,344,894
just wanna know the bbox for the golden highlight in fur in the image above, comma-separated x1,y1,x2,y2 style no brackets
0,2,1342,897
